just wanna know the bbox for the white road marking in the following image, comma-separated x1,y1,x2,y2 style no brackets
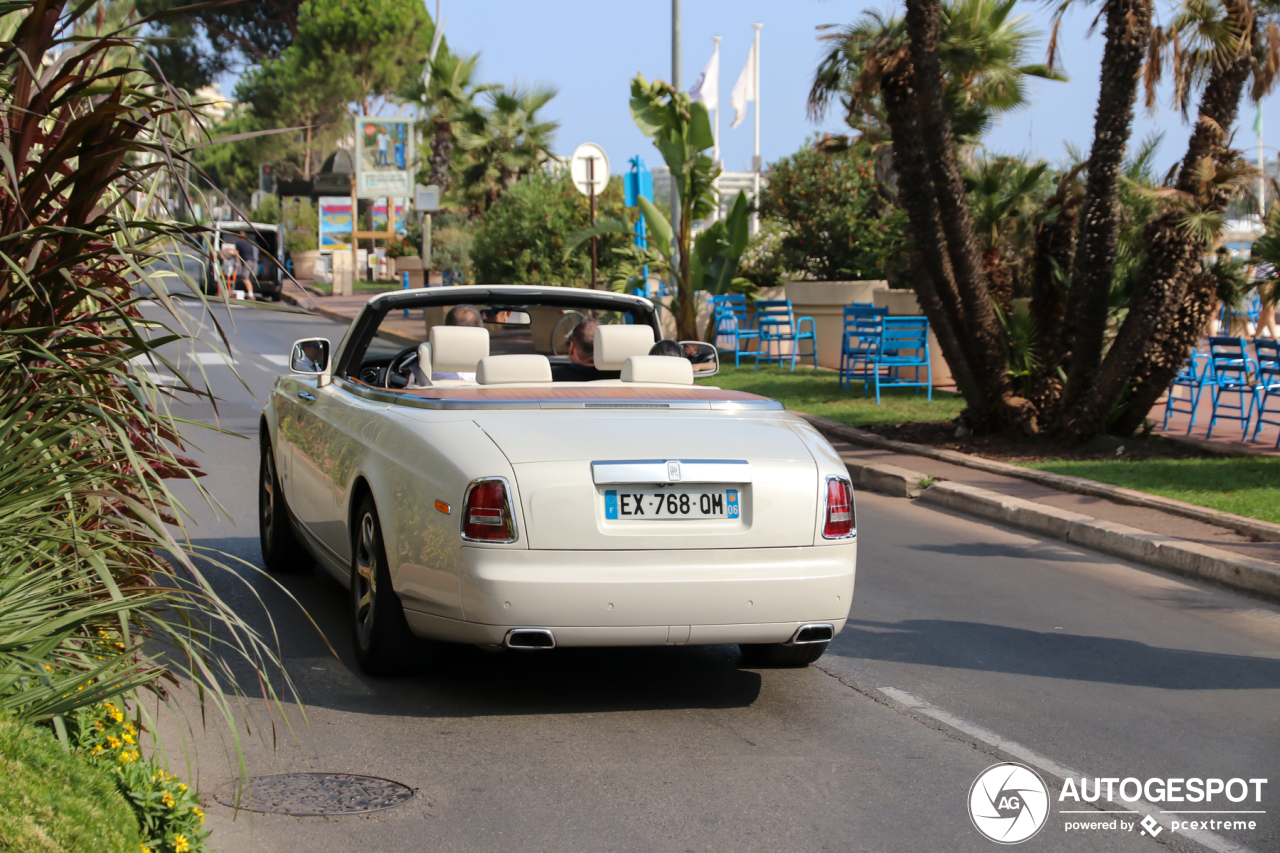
877,686,1258,853
186,351,237,366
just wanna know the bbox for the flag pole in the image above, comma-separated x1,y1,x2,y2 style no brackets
1260,108,1267,219
751,23,762,235
712,35,722,221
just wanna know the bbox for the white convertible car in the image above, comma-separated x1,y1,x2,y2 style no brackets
259,285,856,674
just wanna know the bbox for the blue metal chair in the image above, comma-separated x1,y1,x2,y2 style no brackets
1251,339,1280,446
711,294,759,367
753,299,817,371
869,316,932,403
1205,337,1258,439
839,305,889,390
1162,352,1211,433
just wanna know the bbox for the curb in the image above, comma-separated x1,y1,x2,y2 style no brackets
917,481,1280,601
799,412,1280,544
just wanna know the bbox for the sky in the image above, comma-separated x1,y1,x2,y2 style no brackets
425,0,1277,176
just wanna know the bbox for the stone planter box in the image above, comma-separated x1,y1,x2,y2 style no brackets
291,249,321,282
783,280,890,369
872,289,953,387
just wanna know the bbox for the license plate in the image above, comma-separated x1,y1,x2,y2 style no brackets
604,487,740,520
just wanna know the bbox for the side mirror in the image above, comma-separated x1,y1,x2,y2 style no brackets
290,338,331,376
679,340,719,377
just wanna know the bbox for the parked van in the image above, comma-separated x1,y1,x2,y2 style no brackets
203,221,286,301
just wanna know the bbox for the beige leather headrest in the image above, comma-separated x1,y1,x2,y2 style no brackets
621,355,694,385
429,326,489,372
593,324,656,370
408,342,432,386
476,354,552,385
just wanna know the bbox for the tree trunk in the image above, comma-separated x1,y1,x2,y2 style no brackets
1110,270,1219,435
430,118,452,192
1058,0,1153,419
906,0,1023,429
676,204,696,340
1067,16,1250,439
879,54,986,417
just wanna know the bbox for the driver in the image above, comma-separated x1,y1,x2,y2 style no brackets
551,318,621,381
431,304,483,381
296,341,325,372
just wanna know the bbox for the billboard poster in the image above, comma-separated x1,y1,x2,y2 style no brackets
355,117,413,199
318,196,352,251
372,199,408,234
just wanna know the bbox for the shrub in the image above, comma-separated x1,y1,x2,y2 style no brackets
470,171,634,287
69,701,208,853
757,138,908,282
0,714,142,853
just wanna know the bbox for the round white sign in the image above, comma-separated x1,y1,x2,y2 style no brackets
968,762,1050,844
570,142,609,197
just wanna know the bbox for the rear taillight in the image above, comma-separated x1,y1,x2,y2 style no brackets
823,477,855,539
462,478,518,542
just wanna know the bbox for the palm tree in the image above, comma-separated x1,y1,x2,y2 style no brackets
455,83,560,210
1054,0,1156,422
1090,0,1280,436
403,49,492,194
808,0,1062,430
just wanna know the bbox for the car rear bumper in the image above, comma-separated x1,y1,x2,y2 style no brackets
402,543,855,647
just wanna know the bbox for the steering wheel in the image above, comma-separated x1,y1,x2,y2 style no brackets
384,344,421,389
551,310,586,356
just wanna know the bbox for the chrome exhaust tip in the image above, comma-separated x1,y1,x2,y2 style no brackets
504,628,556,650
786,623,834,645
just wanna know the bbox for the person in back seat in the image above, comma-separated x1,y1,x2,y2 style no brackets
432,304,483,381
551,318,621,381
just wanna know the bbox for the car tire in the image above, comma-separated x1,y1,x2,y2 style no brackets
351,495,413,676
738,641,829,668
259,439,313,573
271,291,282,302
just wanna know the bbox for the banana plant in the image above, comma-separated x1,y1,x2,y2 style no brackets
566,189,754,338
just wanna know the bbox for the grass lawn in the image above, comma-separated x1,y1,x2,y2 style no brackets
700,365,965,428
1024,456,1280,524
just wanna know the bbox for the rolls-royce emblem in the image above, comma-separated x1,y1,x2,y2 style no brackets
667,461,681,482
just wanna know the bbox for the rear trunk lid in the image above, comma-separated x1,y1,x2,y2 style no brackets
473,412,819,550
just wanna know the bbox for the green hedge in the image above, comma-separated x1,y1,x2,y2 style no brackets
0,716,141,853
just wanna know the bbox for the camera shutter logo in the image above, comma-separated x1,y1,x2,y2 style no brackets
968,762,1050,844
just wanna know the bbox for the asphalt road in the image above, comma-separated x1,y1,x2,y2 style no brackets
143,299,1280,853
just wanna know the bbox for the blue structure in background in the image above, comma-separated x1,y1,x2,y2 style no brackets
624,157,659,297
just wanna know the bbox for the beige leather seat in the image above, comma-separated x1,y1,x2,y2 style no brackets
621,355,694,385
593,325,655,370
410,326,489,387
477,354,553,385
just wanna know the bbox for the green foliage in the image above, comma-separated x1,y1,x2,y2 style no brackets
1026,456,1280,524
737,221,792,290
0,714,142,853
700,366,966,427
471,172,632,287
68,701,208,853
0,0,298,820
455,84,560,211
757,139,908,282
809,0,1064,144
281,197,320,253
432,216,476,280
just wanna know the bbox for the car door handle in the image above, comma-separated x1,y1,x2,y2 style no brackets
297,391,316,402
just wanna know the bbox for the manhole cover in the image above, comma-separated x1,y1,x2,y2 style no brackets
213,773,415,815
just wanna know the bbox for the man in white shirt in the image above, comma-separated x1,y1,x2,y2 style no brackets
431,304,483,381
296,340,326,372
376,130,390,167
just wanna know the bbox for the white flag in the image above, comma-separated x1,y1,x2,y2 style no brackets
729,41,756,129
689,49,719,111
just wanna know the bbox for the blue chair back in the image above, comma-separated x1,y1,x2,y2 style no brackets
1256,338,1280,371
1208,336,1252,385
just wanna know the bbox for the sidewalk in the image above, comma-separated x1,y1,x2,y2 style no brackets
284,288,427,343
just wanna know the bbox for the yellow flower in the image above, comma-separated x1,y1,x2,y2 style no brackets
110,709,123,723
106,736,121,749
177,783,187,792
118,750,138,764
43,664,52,671
123,732,134,745
95,721,105,732
162,793,174,808
173,834,189,853
140,846,151,853
192,807,205,824
125,723,136,735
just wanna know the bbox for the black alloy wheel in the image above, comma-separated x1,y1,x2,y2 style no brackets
259,439,313,573
350,495,413,675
